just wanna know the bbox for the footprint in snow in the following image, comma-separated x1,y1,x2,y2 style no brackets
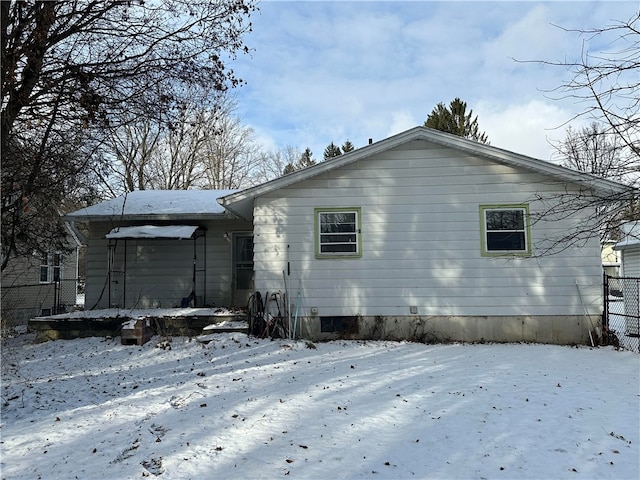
141,457,164,476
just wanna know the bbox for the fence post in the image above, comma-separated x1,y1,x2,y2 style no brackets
625,278,640,342
603,273,609,333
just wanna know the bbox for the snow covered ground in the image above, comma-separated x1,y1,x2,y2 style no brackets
608,298,640,353
1,333,638,480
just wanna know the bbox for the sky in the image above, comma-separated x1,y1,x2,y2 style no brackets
2,330,638,479
232,0,638,163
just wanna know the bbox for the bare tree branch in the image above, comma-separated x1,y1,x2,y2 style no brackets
1,0,257,270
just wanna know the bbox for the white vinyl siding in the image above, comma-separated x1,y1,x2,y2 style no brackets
622,249,640,277
253,139,603,318
84,219,251,309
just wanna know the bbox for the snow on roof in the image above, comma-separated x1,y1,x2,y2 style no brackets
105,225,199,239
67,190,237,219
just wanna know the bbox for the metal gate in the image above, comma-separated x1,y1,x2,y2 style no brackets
604,275,640,353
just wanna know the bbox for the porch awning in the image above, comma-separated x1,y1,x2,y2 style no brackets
105,225,199,239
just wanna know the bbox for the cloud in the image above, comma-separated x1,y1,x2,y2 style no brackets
232,1,636,164
475,99,579,161
387,110,417,138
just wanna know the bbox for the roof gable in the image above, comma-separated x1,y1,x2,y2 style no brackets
219,126,633,220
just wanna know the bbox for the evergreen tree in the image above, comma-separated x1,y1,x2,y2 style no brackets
298,148,316,168
282,147,315,175
341,140,355,153
282,163,296,175
425,97,489,144
323,142,342,160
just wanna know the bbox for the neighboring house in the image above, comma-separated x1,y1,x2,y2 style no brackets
601,240,621,277
1,223,81,325
68,126,633,344
614,221,640,277
65,190,252,310
614,221,640,336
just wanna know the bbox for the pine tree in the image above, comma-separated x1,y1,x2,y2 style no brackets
425,97,489,144
298,148,316,168
341,140,355,153
323,142,342,160
282,147,315,175
282,163,296,175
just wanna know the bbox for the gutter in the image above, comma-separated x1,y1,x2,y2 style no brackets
216,196,253,222
65,220,86,246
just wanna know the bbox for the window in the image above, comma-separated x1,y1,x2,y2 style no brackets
40,253,62,283
315,208,362,258
480,205,530,255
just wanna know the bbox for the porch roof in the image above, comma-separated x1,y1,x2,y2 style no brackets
105,225,200,240
66,189,238,222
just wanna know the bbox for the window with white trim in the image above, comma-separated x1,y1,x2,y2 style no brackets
315,208,362,258
40,253,62,283
480,205,530,255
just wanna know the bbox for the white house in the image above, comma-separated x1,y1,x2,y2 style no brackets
68,126,633,344
219,126,632,344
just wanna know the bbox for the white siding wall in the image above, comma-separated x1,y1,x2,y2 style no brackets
84,219,250,309
253,140,603,320
620,249,640,335
621,249,640,278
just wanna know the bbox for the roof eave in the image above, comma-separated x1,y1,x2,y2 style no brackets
64,212,235,223
219,127,634,212
218,128,424,208
614,242,640,251
415,129,633,195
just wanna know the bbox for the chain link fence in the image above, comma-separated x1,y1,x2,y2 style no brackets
1,279,83,332
605,275,640,353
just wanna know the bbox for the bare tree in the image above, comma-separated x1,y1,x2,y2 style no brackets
200,96,262,189
555,122,626,181
101,116,163,195
255,145,303,182
539,12,639,182
147,107,209,190
1,0,256,270
520,11,639,250
1,125,100,270
102,92,273,192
